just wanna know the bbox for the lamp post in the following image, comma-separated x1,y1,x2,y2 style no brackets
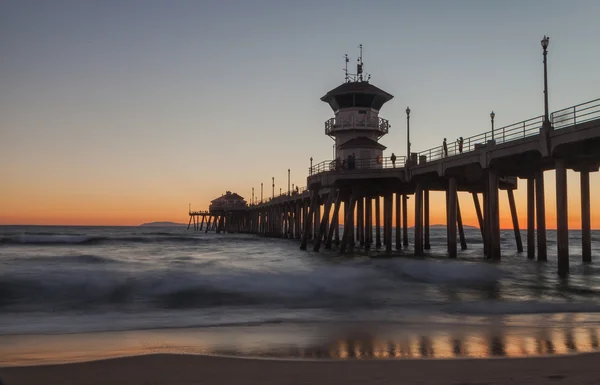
406,106,411,162
541,35,550,129
261,183,263,203
310,157,313,175
490,111,495,141
272,177,275,199
288,169,290,196
252,188,254,206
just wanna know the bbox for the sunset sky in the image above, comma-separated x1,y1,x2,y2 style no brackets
1,0,599,227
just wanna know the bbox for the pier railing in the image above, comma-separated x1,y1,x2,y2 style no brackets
325,116,390,136
416,98,600,163
416,115,544,162
551,98,600,130
250,186,309,206
310,155,406,175
189,210,210,215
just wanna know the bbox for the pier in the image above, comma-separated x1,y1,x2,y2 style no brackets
190,39,600,277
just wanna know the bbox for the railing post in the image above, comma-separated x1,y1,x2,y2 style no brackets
523,121,526,137
503,127,505,143
574,106,577,125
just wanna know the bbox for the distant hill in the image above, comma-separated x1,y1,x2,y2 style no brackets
140,221,187,227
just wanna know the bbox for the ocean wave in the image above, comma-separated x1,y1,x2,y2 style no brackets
445,300,600,315
384,258,503,286
0,234,106,245
0,234,206,246
0,265,387,311
17,254,118,264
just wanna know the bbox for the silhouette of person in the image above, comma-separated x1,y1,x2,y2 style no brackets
443,138,448,157
390,152,397,167
458,137,464,153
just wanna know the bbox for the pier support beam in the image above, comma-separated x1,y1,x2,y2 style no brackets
402,194,409,246
527,178,536,259
424,190,431,250
457,194,467,250
385,193,393,254
507,189,523,253
395,193,402,250
314,191,335,252
447,178,457,258
314,198,321,241
488,170,501,260
535,170,547,261
375,197,382,248
556,159,569,277
472,193,484,241
483,188,490,257
325,191,342,250
300,190,318,250
365,197,372,250
358,196,365,246
581,170,592,263
340,194,357,254
414,184,424,256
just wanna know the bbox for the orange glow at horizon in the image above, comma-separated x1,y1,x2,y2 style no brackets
2,170,600,229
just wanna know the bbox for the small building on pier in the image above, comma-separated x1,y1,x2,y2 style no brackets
209,191,247,213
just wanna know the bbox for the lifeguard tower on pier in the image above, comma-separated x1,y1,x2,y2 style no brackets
321,45,394,169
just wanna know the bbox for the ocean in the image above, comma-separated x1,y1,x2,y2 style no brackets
2,225,600,363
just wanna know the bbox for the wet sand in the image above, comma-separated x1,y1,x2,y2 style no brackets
2,352,600,385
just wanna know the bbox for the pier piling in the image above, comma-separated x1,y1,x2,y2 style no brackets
581,169,592,262
527,177,536,259
402,194,409,246
414,183,423,256
488,170,501,260
535,170,547,261
375,197,382,248
556,159,569,277
507,189,523,252
457,194,467,250
395,193,401,250
447,178,458,258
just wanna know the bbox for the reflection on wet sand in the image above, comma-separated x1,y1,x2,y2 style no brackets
218,326,600,360
2,323,600,366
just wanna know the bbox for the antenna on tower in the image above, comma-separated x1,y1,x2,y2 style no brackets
356,44,371,82
343,54,349,82
356,44,364,81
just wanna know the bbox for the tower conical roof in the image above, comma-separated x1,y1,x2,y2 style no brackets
321,81,393,111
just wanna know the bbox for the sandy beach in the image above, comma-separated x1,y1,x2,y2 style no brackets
2,353,600,385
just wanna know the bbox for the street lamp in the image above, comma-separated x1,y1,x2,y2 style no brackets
288,169,290,196
252,188,254,206
310,157,313,175
490,111,495,141
272,177,275,199
261,183,263,203
406,106,411,162
541,35,551,129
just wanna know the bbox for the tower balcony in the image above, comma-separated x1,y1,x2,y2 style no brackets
325,116,390,136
